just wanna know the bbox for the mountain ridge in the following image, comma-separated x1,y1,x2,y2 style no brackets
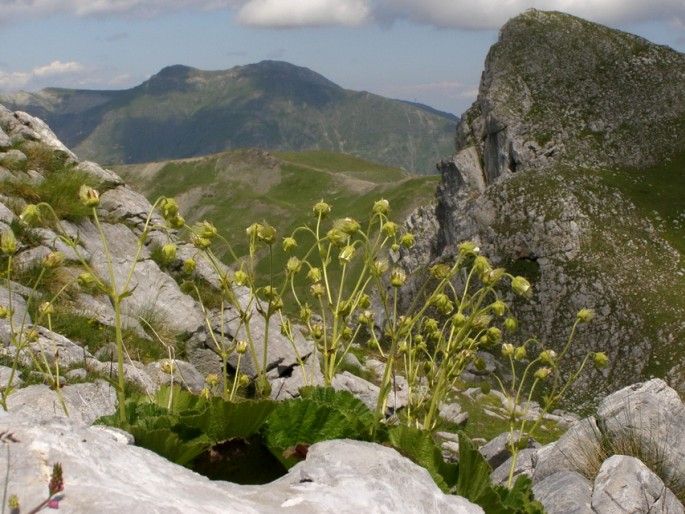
0,60,456,174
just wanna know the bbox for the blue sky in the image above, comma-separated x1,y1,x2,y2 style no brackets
1,1,685,116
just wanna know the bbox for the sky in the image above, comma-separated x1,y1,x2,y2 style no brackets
1,1,685,116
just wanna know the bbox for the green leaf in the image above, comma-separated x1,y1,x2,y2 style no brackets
457,432,510,513
299,386,375,436
182,396,276,442
264,398,360,467
386,424,458,492
127,425,211,467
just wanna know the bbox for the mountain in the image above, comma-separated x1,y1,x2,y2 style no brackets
0,61,456,175
113,149,439,272
401,9,685,405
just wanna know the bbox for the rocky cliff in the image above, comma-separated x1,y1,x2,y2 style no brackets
403,9,685,404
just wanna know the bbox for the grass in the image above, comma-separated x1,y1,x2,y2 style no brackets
115,148,439,294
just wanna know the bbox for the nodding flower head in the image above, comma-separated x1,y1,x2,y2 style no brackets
382,221,398,237
373,198,390,215
535,367,552,380
0,230,17,255
20,204,40,225
194,221,218,240
334,217,360,235
502,343,515,357
390,268,406,288
313,199,332,218
79,185,100,208
235,340,248,355
160,198,179,220
282,236,297,252
400,233,415,249
511,276,533,298
161,243,177,263
44,251,64,269
593,352,609,369
577,308,596,324
182,258,196,275
338,245,356,264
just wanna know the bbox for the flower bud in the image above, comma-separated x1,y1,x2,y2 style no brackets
262,285,278,300
535,367,552,380
234,270,249,286
160,198,179,220
282,236,297,252
512,276,533,298
371,259,389,277
168,214,185,229
246,222,262,239
373,198,390,215
334,217,360,235
239,374,250,387
482,268,505,285
77,272,98,289
423,318,439,334
501,343,515,357
504,317,518,333
400,233,415,249
491,300,506,317
326,228,348,247
206,373,219,388
195,221,218,240
358,294,371,309
78,184,100,207
0,230,17,255
20,204,40,225
458,241,479,255
429,263,451,280
192,235,211,250
200,387,211,400
593,352,609,369
313,200,332,218
44,251,64,268
235,340,248,354
38,302,54,316
161,359,175,374
539,349,557,364
341,326,353,341
390,268,406,288
487,327,502,344
514,345,527,361
431,293,453,315
310,323,324,339
257,224,276,245
161,243,177,263
300,305,312,322
286,256,302,274
398,340,410,354
338,245,356,264
474,256,492,276
0,306,9,319
25,329,39,342
381,221,398,237
577,308,596,324
307,267,322,282
358,309,375,325
310,282,325,297
182,258,196,275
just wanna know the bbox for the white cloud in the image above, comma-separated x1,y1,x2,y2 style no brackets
0,0,683,30
372,0,685,30
238,0,370,27
0,60,86,91
0,0,238,24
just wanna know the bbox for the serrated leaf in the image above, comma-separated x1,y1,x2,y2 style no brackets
128,425,211,467
299,386,375,436
386,424,458,492
182,397,276,442
264,398,358,466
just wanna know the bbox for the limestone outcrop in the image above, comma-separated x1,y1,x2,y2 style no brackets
400,9,685,403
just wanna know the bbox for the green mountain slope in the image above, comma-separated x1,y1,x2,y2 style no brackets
1,61,456,175
115,148,439,265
